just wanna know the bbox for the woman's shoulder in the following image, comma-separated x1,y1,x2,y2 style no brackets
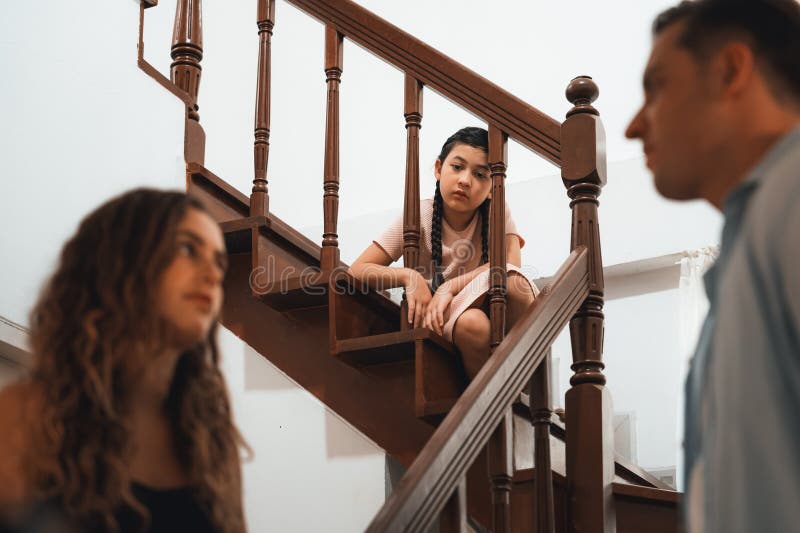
0,381,39,516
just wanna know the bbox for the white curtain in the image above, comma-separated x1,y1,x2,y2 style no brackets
675,246,718,490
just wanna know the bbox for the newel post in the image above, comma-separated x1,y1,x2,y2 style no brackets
561,76,616,533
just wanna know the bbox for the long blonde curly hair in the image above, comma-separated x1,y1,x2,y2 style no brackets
24,188,247,533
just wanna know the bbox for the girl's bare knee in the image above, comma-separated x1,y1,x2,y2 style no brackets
453,308,490,343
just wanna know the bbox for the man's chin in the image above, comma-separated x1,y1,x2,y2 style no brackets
653,173,698,202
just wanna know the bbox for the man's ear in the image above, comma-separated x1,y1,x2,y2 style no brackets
716,41,755,99
434,159,442,180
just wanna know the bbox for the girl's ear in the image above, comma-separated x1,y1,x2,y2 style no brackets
434,159,442,181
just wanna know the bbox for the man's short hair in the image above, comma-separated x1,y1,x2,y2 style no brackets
654,0,800,103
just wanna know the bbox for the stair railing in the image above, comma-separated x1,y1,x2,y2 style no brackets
366,247,589,532
162,0,614,530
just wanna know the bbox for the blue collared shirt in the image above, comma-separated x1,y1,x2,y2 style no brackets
685,126,800,532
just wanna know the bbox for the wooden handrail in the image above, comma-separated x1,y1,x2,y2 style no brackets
284,0,562,165
366,247,590,533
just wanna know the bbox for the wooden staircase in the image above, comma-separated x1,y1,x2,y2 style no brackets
138,0,684,531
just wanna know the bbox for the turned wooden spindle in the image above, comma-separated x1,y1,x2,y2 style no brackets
561,75,615,533
487,125,508,349
401,75,423,328
487,411,513,533
251,0,275,217
170,0,203,121
530,352,555,533
320,26,343,272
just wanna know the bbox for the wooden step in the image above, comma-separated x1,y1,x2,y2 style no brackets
511,468,681,533
220,216,330,311
220,215,269,254
334,327,467,423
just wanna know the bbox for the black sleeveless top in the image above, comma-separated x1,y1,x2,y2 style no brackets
5,483,217,533
113,482,217,533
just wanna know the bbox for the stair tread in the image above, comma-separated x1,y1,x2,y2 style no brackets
334,327,456,366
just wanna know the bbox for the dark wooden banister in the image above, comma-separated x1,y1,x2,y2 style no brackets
284,0,562,165
366,247,590,532
158,1,614,530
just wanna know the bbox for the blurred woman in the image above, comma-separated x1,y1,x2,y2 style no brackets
0,189,247,533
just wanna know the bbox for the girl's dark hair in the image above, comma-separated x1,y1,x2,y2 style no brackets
431,127,491,291
25,188,247,533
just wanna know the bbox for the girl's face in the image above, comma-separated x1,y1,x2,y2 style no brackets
434,142,492,216
155,208,227,349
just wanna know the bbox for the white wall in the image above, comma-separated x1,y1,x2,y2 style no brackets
0,0,185,328
218,327,386,532
551,288,685,473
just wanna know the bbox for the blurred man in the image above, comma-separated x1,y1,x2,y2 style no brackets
625,1,800,531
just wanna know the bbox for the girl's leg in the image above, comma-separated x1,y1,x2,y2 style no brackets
505,272,536,330
452,308,491,379
453,274,534,379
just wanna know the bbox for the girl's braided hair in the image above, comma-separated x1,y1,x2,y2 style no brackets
431,127,491,291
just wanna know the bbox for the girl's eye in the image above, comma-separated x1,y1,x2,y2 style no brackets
475,172,488,180
452,164,463,171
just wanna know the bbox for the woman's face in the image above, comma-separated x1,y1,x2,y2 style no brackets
155,208,227,349
434,142,492,216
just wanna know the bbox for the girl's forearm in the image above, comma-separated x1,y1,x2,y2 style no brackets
439,263,490,295
348,263,414,291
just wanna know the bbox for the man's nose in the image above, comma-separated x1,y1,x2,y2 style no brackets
625,107,645,139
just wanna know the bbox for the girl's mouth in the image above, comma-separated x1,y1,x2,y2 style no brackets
452,191,469,200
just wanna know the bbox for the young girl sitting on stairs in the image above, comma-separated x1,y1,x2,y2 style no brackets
349,126,537,378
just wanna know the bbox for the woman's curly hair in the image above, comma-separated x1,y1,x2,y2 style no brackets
23,188,247,533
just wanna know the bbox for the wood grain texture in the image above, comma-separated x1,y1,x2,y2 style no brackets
401,75,423,329
170,0,203,121
562,76,615,533
488,125,508,350
251,0,276,216
321,25,344,271
530,353,556,533
365,247,589,533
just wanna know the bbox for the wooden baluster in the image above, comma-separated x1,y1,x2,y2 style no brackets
561,76,615,533
487,125,508,348
488,410,513,533
487,124,511,532
170,0,203,121
320,26,344,272
440,477,467,532
530,351,555,533
401,75,423,329
251,0,275,217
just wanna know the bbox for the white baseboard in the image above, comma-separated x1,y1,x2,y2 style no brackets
0,315,30,367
